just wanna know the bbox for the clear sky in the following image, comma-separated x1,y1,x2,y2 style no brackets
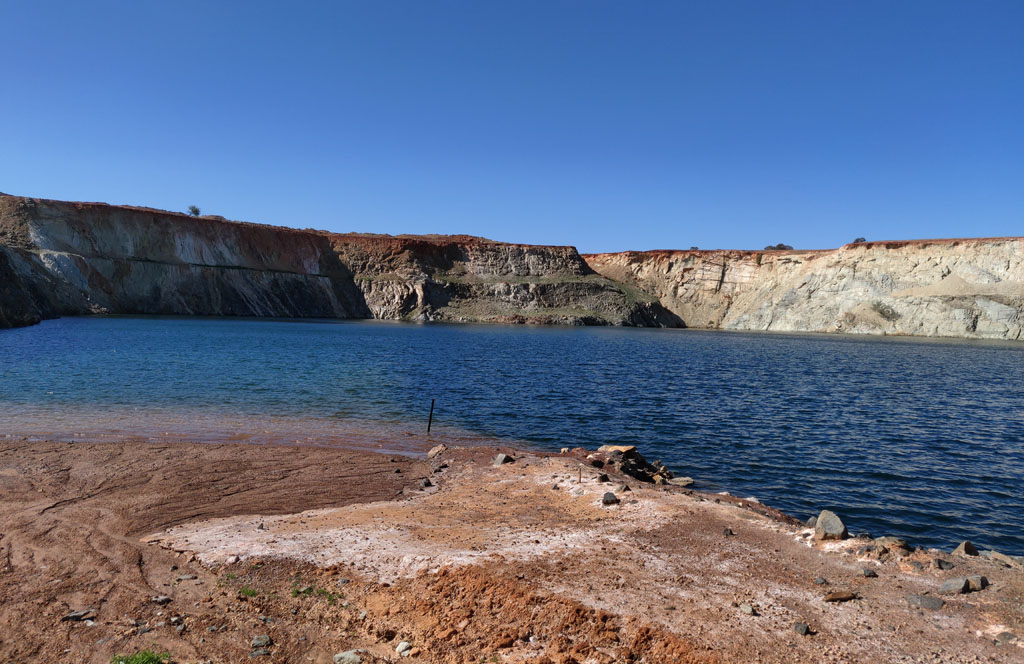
2,1,1021,253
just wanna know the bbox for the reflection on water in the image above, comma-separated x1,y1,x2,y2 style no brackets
2,316,1023,554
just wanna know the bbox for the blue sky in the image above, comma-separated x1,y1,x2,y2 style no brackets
2,1,1021,253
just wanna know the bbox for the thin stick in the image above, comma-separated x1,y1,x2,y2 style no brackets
427,399,435,433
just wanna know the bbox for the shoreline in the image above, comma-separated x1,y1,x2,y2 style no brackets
1,437,1021,662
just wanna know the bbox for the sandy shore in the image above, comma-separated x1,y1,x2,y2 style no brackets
0,439,1021,663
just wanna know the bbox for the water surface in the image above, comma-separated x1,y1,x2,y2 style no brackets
2,316,1022,554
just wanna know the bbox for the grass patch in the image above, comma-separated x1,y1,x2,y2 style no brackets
239,586,257,598
110,651,171,664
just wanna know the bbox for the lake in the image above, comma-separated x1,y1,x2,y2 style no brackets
2,316,1022,555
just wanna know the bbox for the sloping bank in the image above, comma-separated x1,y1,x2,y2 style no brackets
0,193,677,329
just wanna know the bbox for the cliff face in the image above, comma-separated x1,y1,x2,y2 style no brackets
0,194,677,329
330,234,678,326
584,239,1024,341
0,195,369,327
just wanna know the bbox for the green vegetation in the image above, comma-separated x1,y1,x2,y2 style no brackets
187,205,200,217
239,586,257,597
110,650,170,664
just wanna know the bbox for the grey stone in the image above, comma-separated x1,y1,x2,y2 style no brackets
813,510,848,541
667,476,694,487
419,478,432,488
995,632,1017,645
396,641,412,656
151,596,171,606
794,622,810,636
813,577,827,585
908,561,924,571
905,593,944,610
176,574,197,582
251,635,272,648
334,651,363,664
617,484,631,492
60,609,94,622
250,649,270,658
170,616,182,625
861,568,878,578
806,516,817,528
739,603,756,615
932,558,955,570
492,453,514,467
952,541,978,556
207,626,218,633
987,550,1022,568
601,492,620,506
723,528,735,537
966,575,988,591
176,624,185,634
938,577,969,595
427,444,446,459
596,473,610,483
875,536,910,550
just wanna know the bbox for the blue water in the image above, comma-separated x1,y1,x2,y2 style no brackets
2,316,1023,555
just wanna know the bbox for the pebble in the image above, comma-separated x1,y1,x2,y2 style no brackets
419,478,432,488
814,510,848,541
601,492,620,506
396,641,412,656
739,603,756,616
617,484,631,492
249,649,270,658
334,651,363,664
722,528,735,537
861,568,878,578
152,596,171,606
813,577,828,585
226,555,239,565
251,635,272,648
176,575,197,582
905,593,944,610
995,632,1017,645
932,558,954,570
794,622,811,636
824,591,856,602
337,578,350,586
596,473,610,483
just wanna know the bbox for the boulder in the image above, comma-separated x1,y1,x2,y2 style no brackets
906,593,944,610
951,541,978,557
601,492,620,506
427,444,447,459
492,453,514,467
813,510,848,541
938,578,969,595
966,575,989,592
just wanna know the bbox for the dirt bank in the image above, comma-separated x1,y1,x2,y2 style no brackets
0,440,1021,663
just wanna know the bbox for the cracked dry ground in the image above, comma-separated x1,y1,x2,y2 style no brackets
1,440,1022,663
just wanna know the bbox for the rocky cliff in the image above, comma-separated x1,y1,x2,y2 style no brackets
584,239,1024,341
0,194,676,329
329,233,677,326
